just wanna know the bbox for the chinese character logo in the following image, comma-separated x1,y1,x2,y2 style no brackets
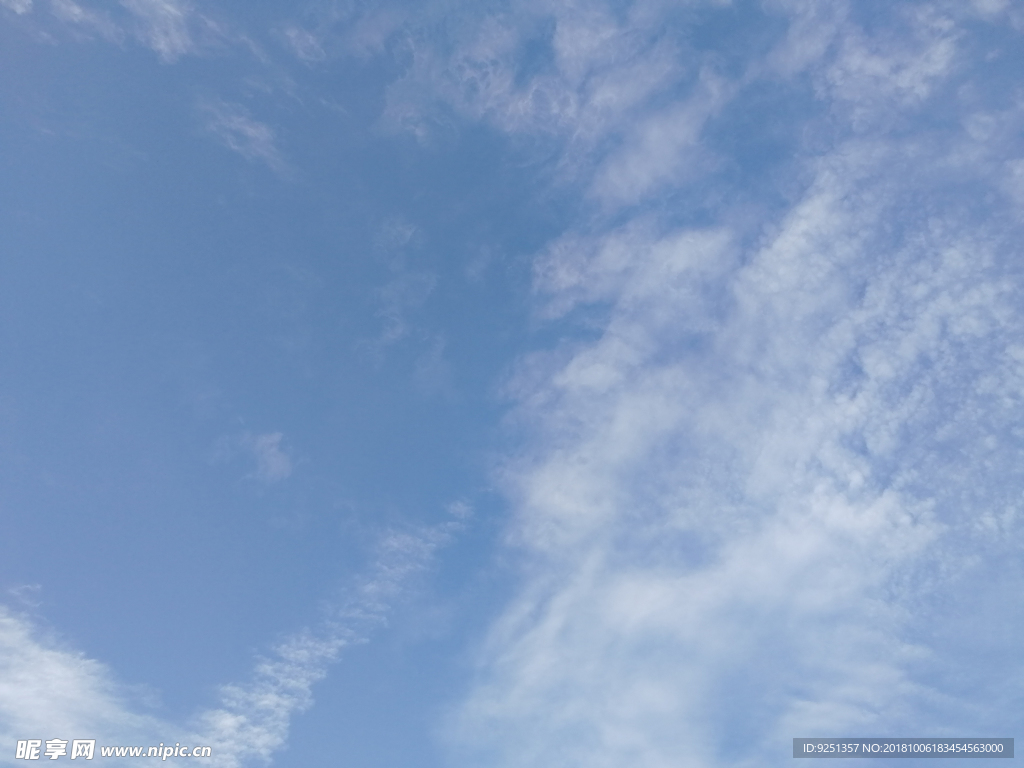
70,741,95,760
44,740,68,760
16,740,42,760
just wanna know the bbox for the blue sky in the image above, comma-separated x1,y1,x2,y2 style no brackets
2,0,1024,766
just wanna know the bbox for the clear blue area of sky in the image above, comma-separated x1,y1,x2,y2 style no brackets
0,9,540,762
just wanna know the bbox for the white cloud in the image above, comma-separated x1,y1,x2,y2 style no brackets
0,524,456,767
763,0,847,77
340,7,406,58
588,68,732,206
49,0,121,42
282,25,326,62
202,101,287,173
375,268,436,345
969,0,1009,18
41,0,257,62
383,0,699,188
279,4,408,62
209,431,294,484
0,607,178,765
0,0,32,14
453,144,1024,765
120,0,193,62
195,525,454,767
245,432,292,484
48,0,198,61
6,585,41,608
438,3,1024,766
366,218,436,348
823,6,959,130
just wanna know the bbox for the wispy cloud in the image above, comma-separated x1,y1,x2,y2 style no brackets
49,0,121,42
375,266,436,345
415,2,1024,766
40,0,289,63
245,432,292,484
456,167,1024,764
0,0,32,14
195,524,456,767
278,4,408,62
0,522,459,767
36,0,199,59
282,25,326,63
6,585,41,609
365,218,437,349
202,100,288,173
209,431,294,485
120,0,193,62
0,607,175,765
383,1,705,197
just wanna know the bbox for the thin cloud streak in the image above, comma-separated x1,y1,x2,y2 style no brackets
196,523,458,767
202,100,288,173
0,523,459,767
